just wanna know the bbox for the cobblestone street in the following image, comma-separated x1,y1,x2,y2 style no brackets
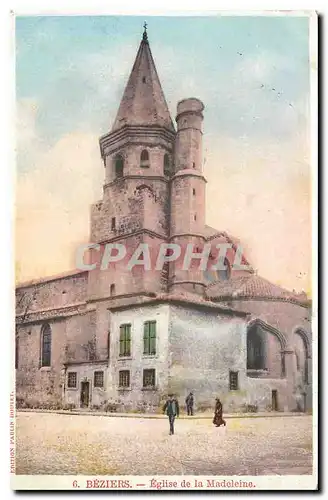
16,412,313,476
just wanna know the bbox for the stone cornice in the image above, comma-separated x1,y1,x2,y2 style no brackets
208,295,310,308
64,359,108,367
96,228,167,246
108,294,248,317
16,302,91,324
103,175,168,191
171,171,207,183
87,291,157,305
169,233,206,241
99,124,175,157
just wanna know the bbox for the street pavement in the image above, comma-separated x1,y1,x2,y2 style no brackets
16,412,313,476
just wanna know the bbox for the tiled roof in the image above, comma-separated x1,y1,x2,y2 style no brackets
206,275,308,304
111,34,175,132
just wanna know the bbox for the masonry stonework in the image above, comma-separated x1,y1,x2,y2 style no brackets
15,28,312,413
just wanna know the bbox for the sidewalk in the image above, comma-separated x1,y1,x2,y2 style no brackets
17,408,308,419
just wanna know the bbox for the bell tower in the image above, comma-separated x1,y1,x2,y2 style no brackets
169,98,207,296
88,25,176,301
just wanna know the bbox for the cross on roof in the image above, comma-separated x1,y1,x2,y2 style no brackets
143,21,148,41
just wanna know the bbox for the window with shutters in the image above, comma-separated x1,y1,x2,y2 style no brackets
119,324,131,357
143,321,156,355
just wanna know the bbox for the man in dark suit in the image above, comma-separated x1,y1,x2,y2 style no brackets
185,392,194,416
163,394,180,435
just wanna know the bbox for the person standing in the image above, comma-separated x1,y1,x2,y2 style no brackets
185,392,194,416
213,397,226,427
163,394,180,435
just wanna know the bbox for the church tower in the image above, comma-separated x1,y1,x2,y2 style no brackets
88,26,176,301
169,98,207,296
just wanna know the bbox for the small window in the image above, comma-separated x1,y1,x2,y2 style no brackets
140,149,150,168
119,370,130,388
143,321,156,355
119,324,131,357
192,162,196,169
67,372,77,388
143,369,156,388
142,76,146,83
193,188,196,195
94,371,104,388
41,323,51,367
229,371,239,391
111,217,116,231
164,154,170,177
110,284,116,296
114,155,124,178
194,214,197,221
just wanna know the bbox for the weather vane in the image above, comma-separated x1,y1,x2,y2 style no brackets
143,21,148,41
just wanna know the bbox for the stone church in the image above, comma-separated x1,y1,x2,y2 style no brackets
15,28,312,413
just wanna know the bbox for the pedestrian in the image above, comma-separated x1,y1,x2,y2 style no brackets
213,397,226,427
185,392,194,416
163,394,179,435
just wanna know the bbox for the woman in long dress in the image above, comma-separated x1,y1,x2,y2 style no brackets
213,398,226,427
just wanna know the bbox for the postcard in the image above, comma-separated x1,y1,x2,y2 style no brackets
12,10,317,491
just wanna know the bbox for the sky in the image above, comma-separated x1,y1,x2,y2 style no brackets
15,14,312,293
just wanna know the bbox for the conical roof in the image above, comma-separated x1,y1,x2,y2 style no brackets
111,29,175,132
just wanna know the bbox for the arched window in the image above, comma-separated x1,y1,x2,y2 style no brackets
164,154,170,176
110,284,116,296
247,324,266,370
295,350,300,370
294,330,309,384
41,323,51,367
217,258,230,281
140,149,150,168
114,155,124,178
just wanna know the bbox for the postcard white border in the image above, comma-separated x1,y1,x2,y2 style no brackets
1,1,320,496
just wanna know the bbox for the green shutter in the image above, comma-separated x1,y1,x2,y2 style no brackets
143,322,150,354
126,325,131,356
150,321,156,354
143,321,156,355
119,324,131,356
119,326,124,356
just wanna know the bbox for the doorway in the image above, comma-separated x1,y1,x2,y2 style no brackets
271,390,278,411
80,381,90,408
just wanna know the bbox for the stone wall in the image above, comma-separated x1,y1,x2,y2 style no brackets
16,272,88,316
64,361,109,408
107,303,170,410
168,305,293,412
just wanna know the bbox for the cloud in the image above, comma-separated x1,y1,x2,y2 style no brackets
16,100,103,281
15,31,311,293
204,133,311,293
